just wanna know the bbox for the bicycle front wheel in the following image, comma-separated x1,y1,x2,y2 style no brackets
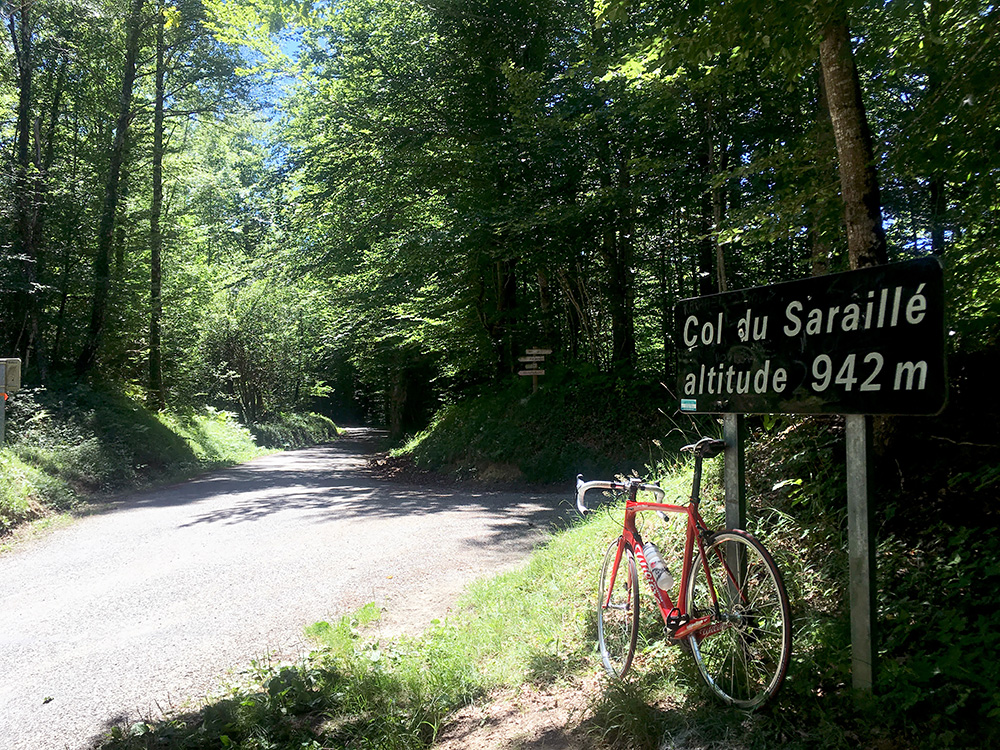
685,530,791,708
597,537,639,678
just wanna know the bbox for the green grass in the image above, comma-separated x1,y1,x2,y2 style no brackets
397,366,715,483
0,384,339,538
250,412,341,450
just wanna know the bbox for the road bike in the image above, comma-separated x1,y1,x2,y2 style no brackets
576,436,792,708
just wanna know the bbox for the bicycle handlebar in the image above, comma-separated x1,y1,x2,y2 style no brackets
575,475,666,515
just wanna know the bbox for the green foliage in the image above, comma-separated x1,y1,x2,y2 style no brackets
400,369,704,483
249,412,340,450
878,527,1000,744
5,384,196,491
155,408,266,466
0,452,69,534
0,384,272,537
192,278,337,423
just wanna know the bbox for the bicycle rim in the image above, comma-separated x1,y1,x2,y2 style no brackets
597,537,639,678
685,530,791,708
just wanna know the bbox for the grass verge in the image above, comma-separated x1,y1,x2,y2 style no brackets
1,384,339,539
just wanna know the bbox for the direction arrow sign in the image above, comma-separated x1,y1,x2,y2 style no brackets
519,369,546,377
518,356,545,363
526,348,552,355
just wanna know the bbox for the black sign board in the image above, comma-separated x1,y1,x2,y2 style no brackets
675,257,946,415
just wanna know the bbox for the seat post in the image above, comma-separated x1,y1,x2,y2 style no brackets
691,453,704,502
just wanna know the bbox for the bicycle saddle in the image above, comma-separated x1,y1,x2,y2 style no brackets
682,437,727,458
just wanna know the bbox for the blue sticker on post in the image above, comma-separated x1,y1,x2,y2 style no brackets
680,399,697,412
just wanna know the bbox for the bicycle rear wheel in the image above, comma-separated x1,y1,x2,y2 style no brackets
597,537,639,678
685,530,791,708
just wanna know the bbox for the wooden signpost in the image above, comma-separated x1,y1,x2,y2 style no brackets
519,348,552,392
675,257,946,692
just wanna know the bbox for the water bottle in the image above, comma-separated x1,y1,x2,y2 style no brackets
643,541,675,592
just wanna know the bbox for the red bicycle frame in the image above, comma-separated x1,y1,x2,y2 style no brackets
584,477,723,641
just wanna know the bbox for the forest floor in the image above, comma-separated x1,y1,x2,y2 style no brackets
431,677,600,750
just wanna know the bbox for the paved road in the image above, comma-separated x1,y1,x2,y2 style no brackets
0,428,572,749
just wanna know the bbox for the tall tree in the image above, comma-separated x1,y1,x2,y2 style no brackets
76,0,147,376
816,0,887,269
148,0,166,408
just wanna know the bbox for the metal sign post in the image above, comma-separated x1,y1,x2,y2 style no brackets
723,413,746,531
674,258,946,693
846,414,877,689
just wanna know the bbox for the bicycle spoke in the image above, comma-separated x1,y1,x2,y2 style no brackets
597,538,639,678
686,531,791,708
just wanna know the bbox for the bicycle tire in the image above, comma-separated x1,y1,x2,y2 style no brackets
685,529,791,708
597,537,639,678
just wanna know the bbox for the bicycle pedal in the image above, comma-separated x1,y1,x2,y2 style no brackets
665,609,690,632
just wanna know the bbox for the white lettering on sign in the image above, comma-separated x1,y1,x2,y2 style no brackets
681,360,789,397
675,257,943,414
808,352,928,394
683,313,724,347
782,284,927,339
682,352,932,399
737,309,768,342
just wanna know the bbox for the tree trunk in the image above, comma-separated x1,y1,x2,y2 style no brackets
696,155,717,296
811,66,839,276
387,368,407,440
703,96,730,292
76,0,146,376
818,3,895,455
597,137,636,372
7,1,40,368
817,3,887,270
148,3,166,409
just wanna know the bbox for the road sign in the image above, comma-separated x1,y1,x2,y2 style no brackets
1,358,21,394
0,358,20,446
518,369,545,377
518,356,545,363
674,257,945,415
526,348,552,355
676,258,947,693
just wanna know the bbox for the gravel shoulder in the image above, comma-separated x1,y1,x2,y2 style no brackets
0,428,575,750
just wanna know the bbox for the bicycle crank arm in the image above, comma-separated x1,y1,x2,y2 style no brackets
672,614,717,639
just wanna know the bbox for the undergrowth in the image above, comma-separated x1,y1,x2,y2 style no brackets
250,412,340,449
399,365,709,483
0,384,338,538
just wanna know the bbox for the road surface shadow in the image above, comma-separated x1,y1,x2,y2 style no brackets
96,427,581,549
